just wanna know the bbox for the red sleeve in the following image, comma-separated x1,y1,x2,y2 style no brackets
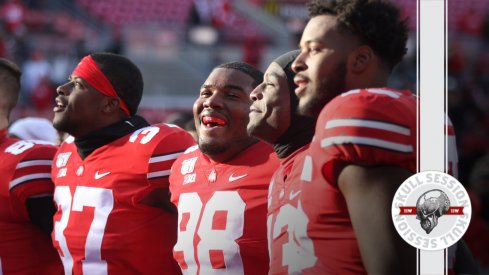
9,144,57,220
147,125,196,188
316,89,417,184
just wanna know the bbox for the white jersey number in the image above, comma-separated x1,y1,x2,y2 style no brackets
129,126,159,144
269,202,317,274
174,191,245,275
5,140,52,155
54,186,114,275
267,156,317,274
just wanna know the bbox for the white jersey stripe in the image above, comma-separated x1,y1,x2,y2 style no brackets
321,136,413,153
301,156,313,181
325,119,411,136
340,88,401,98
149,152,182,164
16,160,53,169
365,88,401,98
147,170,171,179
9,173,52,190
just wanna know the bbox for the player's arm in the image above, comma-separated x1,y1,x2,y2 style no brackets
26,195,56,236
142,125,196,211
8,142,58,237
140,187,177,213
338,164,416,274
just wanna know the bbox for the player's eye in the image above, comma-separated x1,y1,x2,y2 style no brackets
309,47,320,54
200,90,212,97
227,92,240,98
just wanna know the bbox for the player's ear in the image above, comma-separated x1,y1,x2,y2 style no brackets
102,97,120,114
349,45,373,74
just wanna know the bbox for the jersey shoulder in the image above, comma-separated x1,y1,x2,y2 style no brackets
54,137,76,164
3,138,58,164
250,141,280,166
320,88,416,124
314,88,417,170
1,138,57,202
127,123,195,150
235,141,280,177
170,145,201,174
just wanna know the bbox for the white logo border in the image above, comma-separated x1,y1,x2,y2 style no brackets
391,170,472,251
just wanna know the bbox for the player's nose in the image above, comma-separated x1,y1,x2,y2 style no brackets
250,83,264,101
56,82,72,96
203,93,224,109
291,52,306,73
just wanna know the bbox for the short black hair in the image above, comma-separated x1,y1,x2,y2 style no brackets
90,52,143,116
216,61,264,88
308,0,408,70
0,58,22,113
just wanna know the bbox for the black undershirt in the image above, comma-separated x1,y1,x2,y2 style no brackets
74,115,150,159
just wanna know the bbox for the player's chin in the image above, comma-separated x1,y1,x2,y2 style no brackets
296,98,315,117
303,98,324,117
248,112,261,127
52,112,62,125
246,119,259,137
198,139,228,156
198,133,226,145
52,116,67,132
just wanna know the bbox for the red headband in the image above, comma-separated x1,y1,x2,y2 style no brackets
72,55,130,116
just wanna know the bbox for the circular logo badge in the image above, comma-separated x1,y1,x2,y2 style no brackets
391,171,471,250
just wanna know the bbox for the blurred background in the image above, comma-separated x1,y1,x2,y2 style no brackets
0,0,417,120
1,0,489,269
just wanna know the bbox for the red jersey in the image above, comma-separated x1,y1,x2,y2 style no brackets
297,88,417,274
51,124,195,275
0,129,63,275
267,145,313,275
169,141,280,275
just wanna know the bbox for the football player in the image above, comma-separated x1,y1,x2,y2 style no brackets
51,53,195,274
246,50,316,275
169,62,280,274
0,58,63,274
289,0,416,274
284,1,476,274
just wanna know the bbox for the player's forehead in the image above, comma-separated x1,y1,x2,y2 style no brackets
263,65,290,102
265,62,286,80
300,15,352,48
202,68,254,92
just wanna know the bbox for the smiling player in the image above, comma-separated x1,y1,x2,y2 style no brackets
169,62,280,275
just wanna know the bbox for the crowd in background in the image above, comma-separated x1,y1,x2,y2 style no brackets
2,0,489,270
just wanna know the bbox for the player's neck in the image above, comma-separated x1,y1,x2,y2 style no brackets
206,139,259,163
348,70,390,91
